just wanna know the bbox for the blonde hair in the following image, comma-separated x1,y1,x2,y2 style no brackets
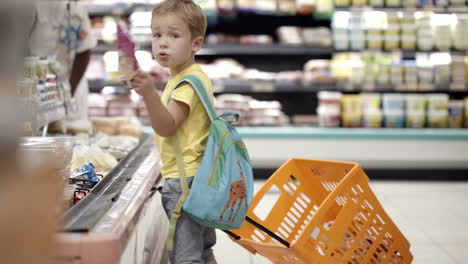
152,0,207,39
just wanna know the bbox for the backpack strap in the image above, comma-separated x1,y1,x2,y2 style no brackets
165,74,214,252
173,74,217,122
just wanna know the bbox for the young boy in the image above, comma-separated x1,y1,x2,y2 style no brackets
130,0,217,263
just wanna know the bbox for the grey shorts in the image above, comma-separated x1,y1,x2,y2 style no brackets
161,177,216,264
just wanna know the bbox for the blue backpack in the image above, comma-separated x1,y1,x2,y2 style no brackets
166,75,254,251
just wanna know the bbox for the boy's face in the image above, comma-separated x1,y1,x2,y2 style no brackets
151,13,202,75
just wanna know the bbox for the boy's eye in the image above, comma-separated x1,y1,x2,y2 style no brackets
153,33,161,38
170,34,179,38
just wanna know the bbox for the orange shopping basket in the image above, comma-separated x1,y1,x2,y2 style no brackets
225,158,413,264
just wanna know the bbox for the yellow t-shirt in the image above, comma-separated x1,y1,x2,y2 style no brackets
155,64,214,179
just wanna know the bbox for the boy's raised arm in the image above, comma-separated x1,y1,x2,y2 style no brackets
131,71,189,137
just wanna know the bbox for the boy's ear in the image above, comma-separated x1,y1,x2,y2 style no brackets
192,36,204,53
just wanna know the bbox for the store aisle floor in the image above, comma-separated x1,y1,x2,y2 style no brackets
213,180,468,264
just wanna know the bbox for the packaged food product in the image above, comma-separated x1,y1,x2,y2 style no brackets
361,93,381,111
384,110,405,128
117,22,139,87
36,59,49,81
342,112,362,127
317,105,341,127
406,111,426,128
427,94,449,111
428,110,448,128
341,94,362,113
386,0,401,5
363,109,383,128
448,100,464,128
24,56,38,80
383,94,405,112
406,94,427,112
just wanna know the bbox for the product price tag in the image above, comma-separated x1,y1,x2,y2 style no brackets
395,83,407,91
418,83,434,92
213,83,225,93
450,83,466,92
363,83,376,92
253,83,275,93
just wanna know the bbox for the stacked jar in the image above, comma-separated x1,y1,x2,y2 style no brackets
401,12,416,50
350,12,366,50
341,94,362,127
383,94,405,127
453,15,468,51
317,91,342,127
385,12,400,50
406,94,427,128
366,12,385,50
448,100,465,128
362,93,383,128
452,55,466,87
433,14,452,51
417,12,433,51
427,94,449,128
333,12,350,51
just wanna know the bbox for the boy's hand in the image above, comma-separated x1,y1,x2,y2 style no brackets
130,70,156,97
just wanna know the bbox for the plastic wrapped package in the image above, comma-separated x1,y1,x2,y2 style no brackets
117,21,139,87
406,94,427,112
71,144,118,174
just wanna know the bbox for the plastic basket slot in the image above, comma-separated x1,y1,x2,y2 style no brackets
361,238,372,250
352,248,364,261
287,211,298,223
280,221,293,235
380,243,389,253
290,174,300,185
287,179,298,191
299,192,311,204
321,181,336,192
382,237,392,248
283,215,295,229
253,229,266,241
351,220,364,232
277,227,289,240
363,199,375,211
370,225,381,237
356,184,364,193
309,167,322,177
348,227,358,238
376,214,386,225
290,206,301,219
357,211,369,223
332,248,345,260
296,195,309,209
370,258,378,264
253,184,281,221
336,195,348,206
372,252,382,263
293,201,305,214
283,183,294,195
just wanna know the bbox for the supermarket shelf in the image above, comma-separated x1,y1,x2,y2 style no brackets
86,3,151,16
334,5,468,13
334,49,468,57
88,78,468,94
92,43,334,56
213,80,337,93
197,44,333,56
142,126,468,169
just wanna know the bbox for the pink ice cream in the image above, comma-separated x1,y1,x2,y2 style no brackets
117,22,139,86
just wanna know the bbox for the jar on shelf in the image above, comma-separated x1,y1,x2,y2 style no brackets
406,111,426,128
448,100,464,128
428,110,448,128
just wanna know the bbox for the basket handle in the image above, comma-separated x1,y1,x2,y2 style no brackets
223,217,291,248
